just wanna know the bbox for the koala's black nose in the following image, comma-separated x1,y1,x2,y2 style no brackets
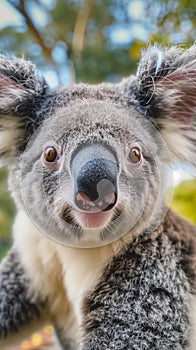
76,158,118,211
71,145,119,212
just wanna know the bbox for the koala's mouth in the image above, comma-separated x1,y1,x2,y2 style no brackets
61,205,122,229
73,210,113,228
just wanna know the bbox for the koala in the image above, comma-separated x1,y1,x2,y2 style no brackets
0,45,196,350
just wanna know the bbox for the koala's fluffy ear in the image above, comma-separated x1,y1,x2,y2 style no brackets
129,45,196,166
0,54,49,165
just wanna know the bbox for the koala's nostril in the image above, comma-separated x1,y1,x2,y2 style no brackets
76,192,95,210
75,191,117,212
100,192,117,211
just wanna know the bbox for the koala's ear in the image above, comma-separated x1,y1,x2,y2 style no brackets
129,45,196,166
0,54,49,165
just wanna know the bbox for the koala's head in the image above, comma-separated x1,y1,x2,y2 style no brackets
0,46,196,247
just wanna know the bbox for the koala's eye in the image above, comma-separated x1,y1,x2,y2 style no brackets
44,146,59,163
126,146,142,166
42,145,62,170
128,147,141,164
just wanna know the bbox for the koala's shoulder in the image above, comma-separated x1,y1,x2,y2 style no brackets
163,209,196,290
84,209,196,301
163,209,196,260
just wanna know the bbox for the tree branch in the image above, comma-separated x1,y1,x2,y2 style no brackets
8,0,54,63
72,0,93,62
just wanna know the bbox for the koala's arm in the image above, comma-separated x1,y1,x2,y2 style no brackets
0,248,47,348
81,229,194,350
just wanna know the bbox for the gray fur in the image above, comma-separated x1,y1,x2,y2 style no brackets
82,210,195,350
0,249,45,337
0,45,196,349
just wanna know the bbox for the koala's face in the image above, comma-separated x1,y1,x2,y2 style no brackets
15,95,170,247
2,45,196,247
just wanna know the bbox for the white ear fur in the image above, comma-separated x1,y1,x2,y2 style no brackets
159,119,196,166
135,45,196,167
0,87,29,164
0,55,48,165
0,117,24,164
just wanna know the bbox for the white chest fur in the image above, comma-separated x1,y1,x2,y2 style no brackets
13,210,114,326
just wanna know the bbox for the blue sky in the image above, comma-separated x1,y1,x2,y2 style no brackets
0,1,23,28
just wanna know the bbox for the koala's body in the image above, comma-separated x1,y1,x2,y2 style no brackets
0,46,196,350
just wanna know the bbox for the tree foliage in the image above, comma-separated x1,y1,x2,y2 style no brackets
1,0,196,85
172,179,196,225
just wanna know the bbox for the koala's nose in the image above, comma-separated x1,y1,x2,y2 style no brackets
71,145,119,212
75,158,118,211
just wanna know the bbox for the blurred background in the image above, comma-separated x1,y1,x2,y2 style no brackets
0,0,196,349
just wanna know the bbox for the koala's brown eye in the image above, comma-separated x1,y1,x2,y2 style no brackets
128,147,141,164
44,146,59,162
